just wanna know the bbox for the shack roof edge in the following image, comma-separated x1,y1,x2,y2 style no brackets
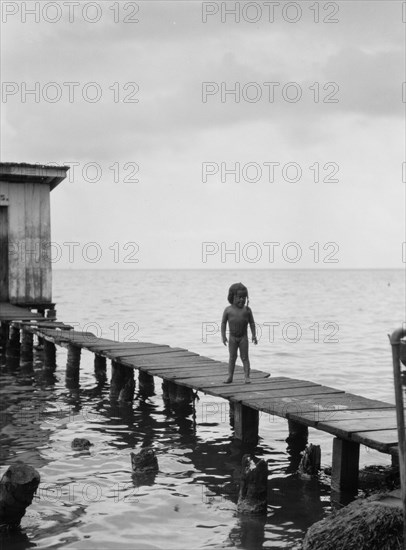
0,162,70,191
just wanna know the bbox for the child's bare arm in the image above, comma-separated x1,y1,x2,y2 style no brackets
221,308,228,345
248,308,258,344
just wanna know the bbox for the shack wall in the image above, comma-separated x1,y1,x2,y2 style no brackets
0,180,52,304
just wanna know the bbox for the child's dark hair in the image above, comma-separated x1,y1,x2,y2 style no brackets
227,282,249,305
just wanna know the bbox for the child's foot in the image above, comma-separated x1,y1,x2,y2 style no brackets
224,378,233,384
244,378,251,384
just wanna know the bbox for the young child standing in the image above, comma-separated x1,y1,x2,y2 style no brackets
221,282,257,384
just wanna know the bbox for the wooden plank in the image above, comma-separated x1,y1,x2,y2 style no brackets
318,417,399,437
263,393,395,412
126,357,218,366
197,379,319,394
120,355,207,366
129,359,223,369
295,408,396,424
233,385,344,401
86,342,169,351
0,203,8,301
147,368,228,379
350,429,399,453
25,182,42,302
160,370,268,389
8,184,26,302
113,347,194,357
159,368,270,382
115,348,191,358
39,183,51,302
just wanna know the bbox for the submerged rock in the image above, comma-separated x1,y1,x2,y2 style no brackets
302,493,403,550
130,448,158,474
71,438,92,451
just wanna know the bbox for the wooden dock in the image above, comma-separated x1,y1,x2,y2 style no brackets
0,302,400,495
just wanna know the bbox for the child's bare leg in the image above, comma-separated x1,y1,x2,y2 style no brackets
224,337,238,383
240,337,251,383
242,360,251,383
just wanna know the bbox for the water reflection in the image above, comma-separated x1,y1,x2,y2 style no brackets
0,349,334,548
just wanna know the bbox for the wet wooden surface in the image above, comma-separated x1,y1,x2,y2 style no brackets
1,314,399,455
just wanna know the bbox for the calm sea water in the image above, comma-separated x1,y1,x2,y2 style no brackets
0,269,404,549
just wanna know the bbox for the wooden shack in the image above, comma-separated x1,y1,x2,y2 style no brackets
0,163,69,312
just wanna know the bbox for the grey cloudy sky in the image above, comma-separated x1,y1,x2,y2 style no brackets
1,1,404,268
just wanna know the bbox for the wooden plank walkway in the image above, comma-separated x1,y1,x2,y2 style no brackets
1,305,401,494
13,322,398,456
0,302,46,321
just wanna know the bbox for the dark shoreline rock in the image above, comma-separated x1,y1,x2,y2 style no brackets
0,462,40,531
302,492,403,550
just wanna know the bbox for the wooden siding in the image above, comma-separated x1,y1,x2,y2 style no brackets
7,182,52,303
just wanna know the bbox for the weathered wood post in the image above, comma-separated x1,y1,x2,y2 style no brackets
229,402,235,427
287,420,309,446
234,402,259,446
94,354,107,385
110,361,135,402
389,328,406,544
298,444,321,478
66,344,81,388
6,324,20,360
43,340,56,369
162,380,178,408
20,330,34,362
174,384,194,407
0,462,40,530
162,381,193,409
138,371,155,395
237,454,268,514
285,419,309,472
0,322,9,351
331,437,360,493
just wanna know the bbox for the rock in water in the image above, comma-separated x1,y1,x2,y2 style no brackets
302,493,403,550
130,448,158,473
71,438,92,451
237,454,268,515
0,462,40,530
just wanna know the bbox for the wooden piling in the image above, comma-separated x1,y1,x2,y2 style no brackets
94,354,107,385
287,420,309,445
229,401,235,427
331,437,360,493
43,340,56,369
6,325,20,359
390,329,406,544
20,331,34,362
138,370,155,394
237,454,268,514
66,344,81,387
110,360,135,402
234,403,259,446
174,384,194,406
0,322,9,351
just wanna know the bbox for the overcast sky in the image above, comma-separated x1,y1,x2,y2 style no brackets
1,1,404,268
